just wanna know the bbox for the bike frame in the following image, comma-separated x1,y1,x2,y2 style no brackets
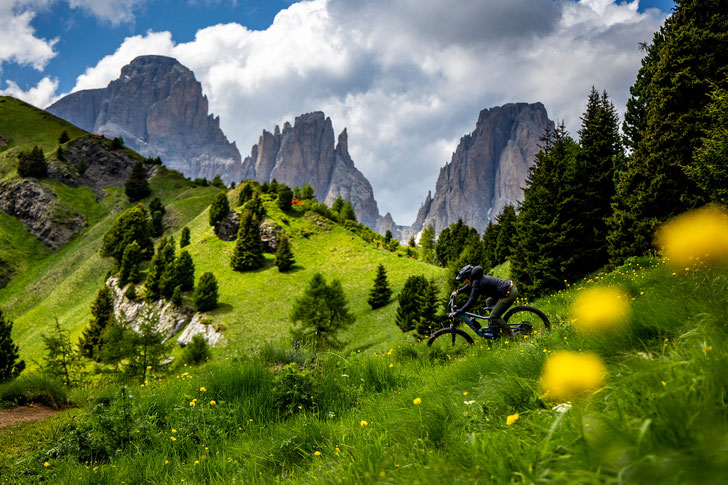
448,296,516,337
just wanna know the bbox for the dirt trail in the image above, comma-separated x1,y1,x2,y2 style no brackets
0,404,60,429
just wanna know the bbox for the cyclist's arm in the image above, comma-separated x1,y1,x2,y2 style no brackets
454,280,480,316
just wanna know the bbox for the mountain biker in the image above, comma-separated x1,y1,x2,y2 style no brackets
448,264,518,337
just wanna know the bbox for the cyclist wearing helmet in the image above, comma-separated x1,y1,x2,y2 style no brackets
448,264,518,337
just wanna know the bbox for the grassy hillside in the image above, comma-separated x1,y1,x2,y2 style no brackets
1,258,725,483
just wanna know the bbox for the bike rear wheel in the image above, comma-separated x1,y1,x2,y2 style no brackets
503,305,550,337
426,327,474,351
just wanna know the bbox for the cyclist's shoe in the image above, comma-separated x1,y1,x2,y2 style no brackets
478,328,495,338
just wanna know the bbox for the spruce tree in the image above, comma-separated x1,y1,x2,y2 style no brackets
194,272,219,312
331,196,344,213
609,0,727,264
171,286,183,307
180,226,191,248
689,83,728,205
151,210,164,237
101,203,154,264
41,318,82,387
340,201,357,223
17,145,47,178
419,225,436,264
274,233,295,272
58,130,70,143
277,184,294,212
211,174,226,189
290,273,353,350
243,193,266,221
149,197,166,216
394,275,428,332
301,184,315,200
209,192,230,226
368,264,392,309
78,286,114,361
231,210,265,271
238,182,254,207
125,159,150,201
0,309,25,383
175,250,195,291
118,241,141,286
145,237,175,300
494,204,517,263
123,308,169,385
414,278,440,336
481,221,501,270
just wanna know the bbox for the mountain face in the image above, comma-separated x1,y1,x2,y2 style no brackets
240,112,382,228
47,55,243,183
410,102,554,237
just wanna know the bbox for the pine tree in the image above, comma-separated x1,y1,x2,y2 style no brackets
111,136,124,149
118,241,142,286
123,308,169,385
149,197,166,216
331,196,344,213
151,210,164,237
0,309,25,383
277,184,294,212
211,174,226,189
78,286,114,361
494,204,517,263
290,273,353,350
58,130,70,143
101,204,154,264
180,226,191,248
384,230,393,245
145,237,175,301
414,278,440,336
238,182,254,207
481,221,501,269
243,193,266,221
125,159,150,201
194,272,219,312
171,286,183,307
394,275,429,332
181,334,211,365
689,83,728,205
367,264,392,309
301,184,315,200
340,201,357,223
274,233,295,272
231,210,265,271
40,318,83,386
209,192,230,226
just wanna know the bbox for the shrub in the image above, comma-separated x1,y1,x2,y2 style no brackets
290,273,353,350
0,309,25,383
277,184,294,212
78,286,115,362
272,363,315,417
274,233,295,272
180,226,191,248
0,373,69,409
17,145,47,178
118,241,141,286
209,192,230,226
125,160,150,201
181,335,211,365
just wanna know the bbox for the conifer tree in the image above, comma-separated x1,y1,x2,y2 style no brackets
394,275,428,332
231,210,265,271
243,193,266,221
123,308,168,385
125,159,150,201
78,286,114,361
238,182,254,206
274,233,295,272
174,250,195,291
277,184,294,212
171,286,183,307
0,309,25,383
211,174,226,189
301,184,315,200
17,145,47,178
118,241,141,286
384,230,393,245
58,130,70,143
209,192,230,226
41,318,83,387
145,237,175,300
368,264,392,309
151,210,164,237
180,226,191,248
194,272,219,312
609,0,727,264
494,204,517,263
149,197,166,216
331,196,344,213
689,83,728,205
481,221,500,269
101,204,154,264
340,201,357,223
181,334,211,365
414,278,440,336
290,273,353,350
419,225,436,264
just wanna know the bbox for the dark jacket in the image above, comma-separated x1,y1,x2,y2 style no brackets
454,266,512,315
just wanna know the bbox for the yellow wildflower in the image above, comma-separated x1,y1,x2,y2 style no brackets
172,429,177,434
200,387,207,392
413,397,422,405
43,462,50,468
540,351,607,402
194,460,200,465
655,205,728,267
210,400,216,406
360,420,368,427
314,451,321,456
570,287,630,334
146,365,152,370
190,401,196,407
171,436,177,441
506,413,519,426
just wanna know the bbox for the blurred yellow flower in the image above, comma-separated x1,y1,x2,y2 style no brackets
570,287,630,334
655,205,728,266
360,420,368,427
413,397,422,405
43,462,50,468
190,401,196,407
540,351,607,402
171,436,177,441
200,387,207,392
506,413,519,426
146,365,152,370
172,429,177,433
194,460,200,465
314,451,321,456
210,400,216,406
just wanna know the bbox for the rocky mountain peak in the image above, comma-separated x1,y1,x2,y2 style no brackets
47,55,243,183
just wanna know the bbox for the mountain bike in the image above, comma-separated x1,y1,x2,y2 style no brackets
426,294,550,350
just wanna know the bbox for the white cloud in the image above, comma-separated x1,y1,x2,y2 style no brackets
58,0,667,224
0,2,57,70
66,0,146,25
1,76,59,107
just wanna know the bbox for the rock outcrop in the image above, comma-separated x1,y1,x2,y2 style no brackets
107,277,226,347
212,212,281,252
240,112,382,229
0,179,85,250
47,55,243,184
410,103,554,236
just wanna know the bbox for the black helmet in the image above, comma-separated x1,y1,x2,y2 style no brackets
455,264,473,282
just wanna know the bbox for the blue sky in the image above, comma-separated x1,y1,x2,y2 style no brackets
0,0,674,224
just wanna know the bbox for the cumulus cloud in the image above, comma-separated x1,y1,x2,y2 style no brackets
67,0,147,25
1,76,59,107
0,2,58,70
57,0,667,224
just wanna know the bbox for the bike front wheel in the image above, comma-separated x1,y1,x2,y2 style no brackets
426,327,474,351
504,305,550,336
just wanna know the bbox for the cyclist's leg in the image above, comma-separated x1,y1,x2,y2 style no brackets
490,286,519,334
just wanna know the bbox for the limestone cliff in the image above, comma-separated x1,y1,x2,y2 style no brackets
47,55,243,183
241,112,382,228
410,102,554,236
